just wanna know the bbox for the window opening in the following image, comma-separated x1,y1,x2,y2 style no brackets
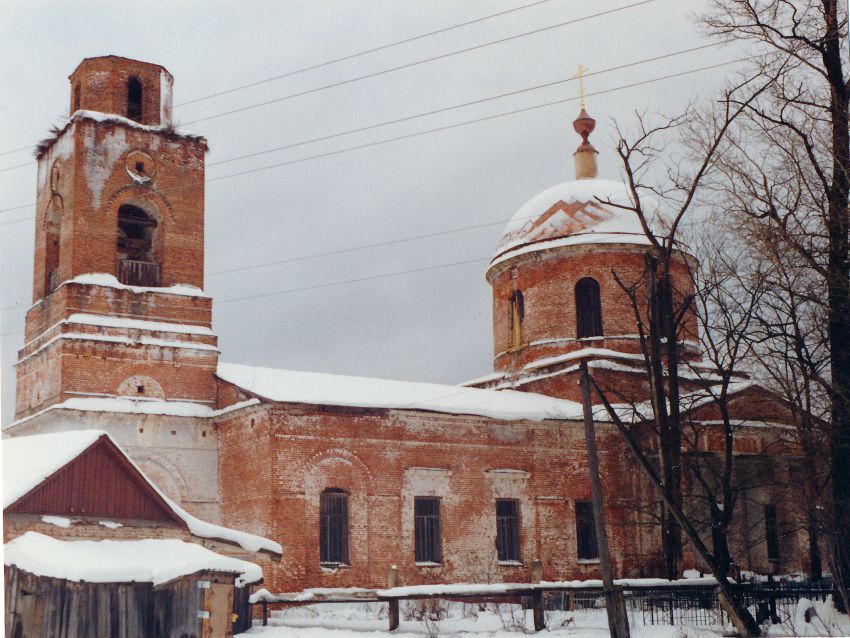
576,277,603,338
764,505,780,561
45,206,62,293
320,489,349,565
73,82,81,113
414,497,442,563
496,499,521,562
575,501,599,560
510,290,524,349
127,77,143,122
117,204,160,286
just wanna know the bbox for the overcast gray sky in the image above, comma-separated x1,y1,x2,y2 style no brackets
0,0,740,425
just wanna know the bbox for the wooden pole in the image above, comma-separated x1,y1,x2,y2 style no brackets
586,368,762,636
531,558,546,631
262,601,268,626
579,360,631,638
388,564,400,631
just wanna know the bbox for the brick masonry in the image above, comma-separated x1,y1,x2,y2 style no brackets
9,56,814,596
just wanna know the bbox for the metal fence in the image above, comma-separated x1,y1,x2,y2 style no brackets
544,581,834,627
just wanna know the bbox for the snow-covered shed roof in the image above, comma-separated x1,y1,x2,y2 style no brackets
491,178,659,267
2,430,281,556
217,362,584,421
5,532,262,587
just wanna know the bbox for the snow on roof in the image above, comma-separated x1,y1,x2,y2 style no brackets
63,273,207,297
64,313,213,335
2,430,103,509
5,532,261,586
6,397,260,432
71,109,202,140
2,430,282,556
491,178,662,267
217,362,584,421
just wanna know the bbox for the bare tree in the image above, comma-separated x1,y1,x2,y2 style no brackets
588,88,773,635
702,0,850,605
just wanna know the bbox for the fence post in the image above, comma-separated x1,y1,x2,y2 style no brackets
262,601,268,626
531,558,546,631
388,564,400,631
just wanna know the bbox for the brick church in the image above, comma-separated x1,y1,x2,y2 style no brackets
6,56,809,592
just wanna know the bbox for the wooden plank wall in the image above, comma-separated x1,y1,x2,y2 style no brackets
4,565,249,637
5,565,153,638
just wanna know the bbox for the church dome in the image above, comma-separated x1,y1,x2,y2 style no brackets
492,178,655,265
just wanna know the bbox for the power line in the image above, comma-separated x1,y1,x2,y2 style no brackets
0,57,742,228
1,40,726,184
0,213,512,314
0,0,647,157
214,256,490,305
182,0,656,127
0,144,35,158
204,59,742,183
205,41,725,170
175,0,559,107
0,255,490,337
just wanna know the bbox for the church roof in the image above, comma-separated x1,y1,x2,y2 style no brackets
217,362,584,421
491,178,656,267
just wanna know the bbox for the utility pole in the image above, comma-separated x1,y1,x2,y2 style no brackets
579,359,630,638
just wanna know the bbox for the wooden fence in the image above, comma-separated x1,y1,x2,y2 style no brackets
248,563,756,632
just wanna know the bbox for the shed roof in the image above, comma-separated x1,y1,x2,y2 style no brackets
2,430,282,557
5,532,261,587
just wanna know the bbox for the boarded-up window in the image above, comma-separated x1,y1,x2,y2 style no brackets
510,290,524,349
127,77,143,122
320,489,349,565
575,277,603,338
496,499,520,562
576,501,599,560
765,505,780,561
414,497,442,563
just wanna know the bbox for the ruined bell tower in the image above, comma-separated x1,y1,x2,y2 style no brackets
11,56,221,519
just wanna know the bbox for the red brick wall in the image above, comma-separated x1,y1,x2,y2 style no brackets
217,399,649,592
69,56,171,126
18,56,213,420
487,244,698,383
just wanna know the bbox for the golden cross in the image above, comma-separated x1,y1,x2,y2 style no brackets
573,64,589,109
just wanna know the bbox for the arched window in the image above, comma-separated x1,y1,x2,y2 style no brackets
45,206,62,293
320,488,349,565
510,290,524,349
117,204,160,286
575,277,603,338
127,77,143,122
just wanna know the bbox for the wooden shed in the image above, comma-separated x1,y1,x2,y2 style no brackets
2,430,282,635
4,532,261,638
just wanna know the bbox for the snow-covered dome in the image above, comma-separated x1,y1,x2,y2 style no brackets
492,178,655,263
490,107,665,268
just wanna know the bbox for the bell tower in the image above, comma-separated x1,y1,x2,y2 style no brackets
15,55,217,421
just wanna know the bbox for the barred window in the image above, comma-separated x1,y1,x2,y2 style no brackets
575,277,603,338
320,489,349,565
576,501,599,560
414,497,442,563
764,505,780,561
496,499,521,562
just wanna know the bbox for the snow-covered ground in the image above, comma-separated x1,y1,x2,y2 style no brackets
244,598,850,637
